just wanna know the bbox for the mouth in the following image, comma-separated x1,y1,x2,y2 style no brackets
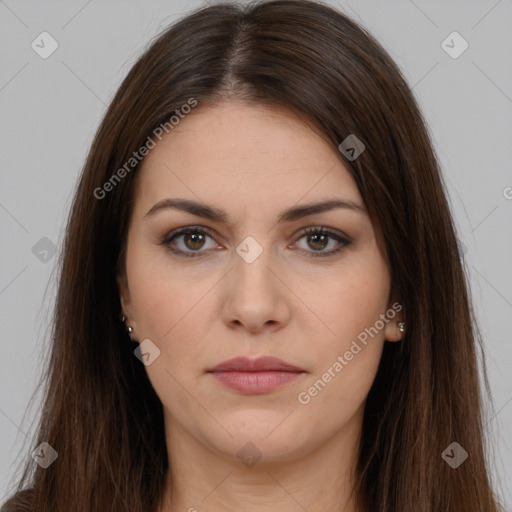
207,356,306,394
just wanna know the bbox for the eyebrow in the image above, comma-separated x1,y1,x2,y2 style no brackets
144,197,367,223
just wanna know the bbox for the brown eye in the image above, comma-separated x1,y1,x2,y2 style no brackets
162,225,350,259
306,232,329,251
162,227,218,257
183,232,207,250
295,227,351,258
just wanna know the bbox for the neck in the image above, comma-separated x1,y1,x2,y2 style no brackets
157,409,364,512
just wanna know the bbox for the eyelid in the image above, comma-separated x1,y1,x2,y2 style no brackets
161,225,219,246
292,226,351,258
160,224,351,257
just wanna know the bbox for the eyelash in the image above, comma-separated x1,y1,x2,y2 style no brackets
160,225,351,259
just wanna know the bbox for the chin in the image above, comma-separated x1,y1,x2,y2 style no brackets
201,416,315,464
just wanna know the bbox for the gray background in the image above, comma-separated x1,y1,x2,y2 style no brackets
1,0,511,507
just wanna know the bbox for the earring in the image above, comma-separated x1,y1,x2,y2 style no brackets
397,321,406,333
121,316,134,340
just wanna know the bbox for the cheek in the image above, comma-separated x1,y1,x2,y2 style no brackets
126,234,201,334
294,294,387,436
294,252,390,410
300,253,390,356
126,256,214,420
126,245,220,376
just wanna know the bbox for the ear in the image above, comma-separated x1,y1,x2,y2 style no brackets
384,295,406,343
117,271,135,324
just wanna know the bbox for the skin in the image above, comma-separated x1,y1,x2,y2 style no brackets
118,101,404,512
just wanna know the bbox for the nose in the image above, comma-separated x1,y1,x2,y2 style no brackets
221,243,291,334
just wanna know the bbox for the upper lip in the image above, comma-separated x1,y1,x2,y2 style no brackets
208,356,305,373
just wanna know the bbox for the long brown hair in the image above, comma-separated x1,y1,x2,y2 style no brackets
2,1,505,510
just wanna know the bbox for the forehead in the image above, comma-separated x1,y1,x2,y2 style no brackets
133,101,363,217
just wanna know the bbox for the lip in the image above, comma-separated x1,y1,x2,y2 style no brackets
207,356,306,394
209,356,304,373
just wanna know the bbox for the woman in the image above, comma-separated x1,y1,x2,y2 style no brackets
2,1,505,510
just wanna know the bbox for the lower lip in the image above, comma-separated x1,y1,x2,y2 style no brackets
209,371,304,394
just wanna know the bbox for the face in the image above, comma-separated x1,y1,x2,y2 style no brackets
118,101,403,464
